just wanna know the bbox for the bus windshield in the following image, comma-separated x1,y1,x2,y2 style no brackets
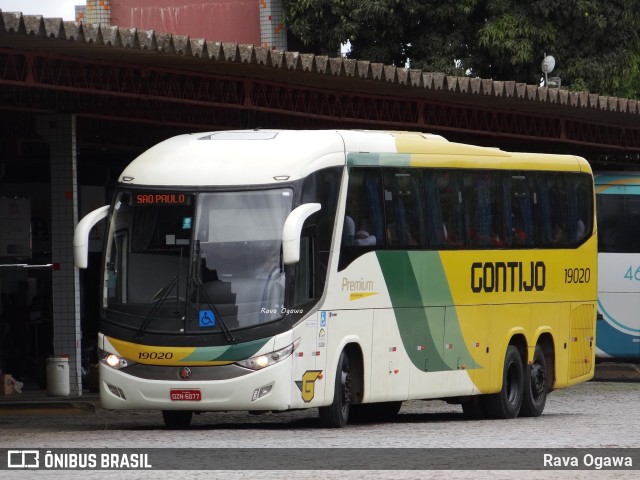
103,188,293,335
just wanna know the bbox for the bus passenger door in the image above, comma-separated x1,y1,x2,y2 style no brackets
370,309,410,402
291,310,328,409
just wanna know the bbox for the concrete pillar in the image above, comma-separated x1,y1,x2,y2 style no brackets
36,114,82,396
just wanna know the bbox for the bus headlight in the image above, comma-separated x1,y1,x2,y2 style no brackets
236,339,300,370
99,348,135,370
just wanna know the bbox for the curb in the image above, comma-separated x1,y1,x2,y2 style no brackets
0,393,100,414
593,362,640,381
0,401,97,414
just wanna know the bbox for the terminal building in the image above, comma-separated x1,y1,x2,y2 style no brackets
0,0,639,396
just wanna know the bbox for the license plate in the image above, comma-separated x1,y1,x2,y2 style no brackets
170,389,201,401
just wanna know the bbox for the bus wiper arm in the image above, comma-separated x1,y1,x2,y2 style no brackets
192,241,236,343
134,246,186,341
134,276,179,341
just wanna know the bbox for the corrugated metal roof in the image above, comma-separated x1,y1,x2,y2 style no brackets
0,10,638,125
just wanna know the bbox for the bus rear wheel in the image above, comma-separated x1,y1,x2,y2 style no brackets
162,410,193,429
319,349,352,428
483,345,523,419
520,345,548,417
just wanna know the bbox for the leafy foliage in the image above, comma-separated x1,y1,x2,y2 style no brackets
282,0,640,97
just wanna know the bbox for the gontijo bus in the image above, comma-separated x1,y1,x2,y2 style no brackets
74,130,597,428
594,172,640,359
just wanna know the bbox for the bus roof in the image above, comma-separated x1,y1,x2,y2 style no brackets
118,130,591,186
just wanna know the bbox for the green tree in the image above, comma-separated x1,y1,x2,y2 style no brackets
282,0,640,98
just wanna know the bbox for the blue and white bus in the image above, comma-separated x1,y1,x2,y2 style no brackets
595,172,640,359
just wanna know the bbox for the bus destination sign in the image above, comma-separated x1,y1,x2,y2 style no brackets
134,193,190,205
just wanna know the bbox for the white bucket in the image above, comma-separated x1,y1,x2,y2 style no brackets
46,357,70,397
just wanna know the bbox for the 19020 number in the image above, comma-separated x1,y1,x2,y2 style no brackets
565,267,591,284
138,351,174,360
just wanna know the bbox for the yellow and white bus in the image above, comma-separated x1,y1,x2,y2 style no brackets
74,130,597,428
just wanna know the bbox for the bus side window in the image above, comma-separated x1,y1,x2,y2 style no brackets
293,234,314,306
625,196,640,252
300,167,342,298
508,174,535,247
425,170,463,248
338,167,383,270
538,173,570,247
599,189,640,253
567,173,593,245
384,168,424,248
364,170,384,245
424,171,445,248
464,171,504,248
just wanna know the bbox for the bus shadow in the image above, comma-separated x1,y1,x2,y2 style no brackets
125,409,470,431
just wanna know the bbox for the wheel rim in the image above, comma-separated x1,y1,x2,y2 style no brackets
530,363,546,400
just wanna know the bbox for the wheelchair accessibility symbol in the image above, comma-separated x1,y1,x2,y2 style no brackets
199,310,216,327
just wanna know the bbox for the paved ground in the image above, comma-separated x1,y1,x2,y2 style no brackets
0,362,638,479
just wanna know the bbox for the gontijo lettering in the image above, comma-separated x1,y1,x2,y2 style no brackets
471,261,546,293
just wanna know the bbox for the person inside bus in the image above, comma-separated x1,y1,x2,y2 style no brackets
353,219,376,246
343,215,355,245
576,219,586,241
552,223,567,244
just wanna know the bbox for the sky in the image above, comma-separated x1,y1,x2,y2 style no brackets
0,0,77,20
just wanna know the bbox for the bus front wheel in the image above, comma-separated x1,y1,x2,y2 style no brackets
483,345,523,419
319,349,351,428
520,345,548,417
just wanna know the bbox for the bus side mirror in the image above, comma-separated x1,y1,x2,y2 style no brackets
74,205,109,269
282,203,321,265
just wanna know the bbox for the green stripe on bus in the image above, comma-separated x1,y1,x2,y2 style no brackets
183,337,272,362
377,251,479,372
347,153,412,167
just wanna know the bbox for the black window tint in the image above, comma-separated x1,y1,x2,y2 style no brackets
384,169,424,248
506,174,536,247
300,167,342,293
538,173,570,247
425,170,464,248
339,167,384,270
626,196,640,252
301,167,342,252
597,194,624,252
567,173,593,245
598,190,640,253
464,171,505,248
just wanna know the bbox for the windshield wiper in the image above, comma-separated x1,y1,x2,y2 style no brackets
134,275,181,341
191,240,236,343
134,246,186,341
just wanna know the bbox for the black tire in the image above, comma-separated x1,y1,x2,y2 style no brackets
482,345,523,419
350,401,402,423
162,410,193,429
319,349,352,428
520,345,548,417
